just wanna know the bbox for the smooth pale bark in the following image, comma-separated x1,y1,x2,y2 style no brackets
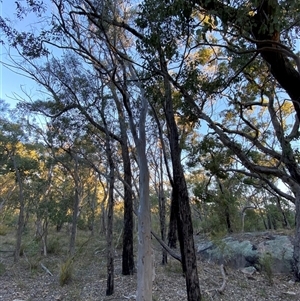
136,150,152,301
121,64,152,300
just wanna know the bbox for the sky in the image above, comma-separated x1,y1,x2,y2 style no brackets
0,0,52,109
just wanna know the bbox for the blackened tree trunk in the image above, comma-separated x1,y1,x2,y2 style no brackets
161,60,201,300
105,134,115,296
158,146,167,264
275,196,290,229
114,94,135,275
168,192,178,249
121,145,134,275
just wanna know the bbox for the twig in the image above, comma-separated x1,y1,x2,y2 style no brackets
205,264,227,295
218,264,227,293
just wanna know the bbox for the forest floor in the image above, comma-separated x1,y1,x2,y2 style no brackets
1,229,300,301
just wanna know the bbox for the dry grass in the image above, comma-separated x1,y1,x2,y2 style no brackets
0,228,300,300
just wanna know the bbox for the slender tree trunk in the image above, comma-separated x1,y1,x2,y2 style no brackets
225,204,233,233
69,156,80,256
121,65,152,300
106,143,115,296
101,103,116,296
158,147,167,264
114,96,134,275
168,192,178,249
35,215,48,256
13,156,25,263
136,149,152,301
275,196,290,229
100,200,107,235
42,218,48,256
121,146,134,275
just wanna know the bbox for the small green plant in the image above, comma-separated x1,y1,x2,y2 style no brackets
0,224,8,236
165,260,183,275
47,237,61,255
59,257,74,286
0,262,6,276
259,252,273,284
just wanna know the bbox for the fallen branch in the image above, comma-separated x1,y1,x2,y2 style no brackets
41,263,53,276
205,264,227,295
218,264,227,293
151,230,182,262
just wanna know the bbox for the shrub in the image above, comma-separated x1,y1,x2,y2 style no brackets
259,252,273,285
59,257,74,286
47,237,61,255
0,224,8,236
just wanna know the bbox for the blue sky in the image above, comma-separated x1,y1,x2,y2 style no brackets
0,0,51,108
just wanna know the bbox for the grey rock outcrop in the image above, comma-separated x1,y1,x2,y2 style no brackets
197,232,293,274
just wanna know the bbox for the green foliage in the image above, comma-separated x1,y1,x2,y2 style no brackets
243,210,265,232
165,260,183,275
0,224,8,236
59,257,74,286
0,262,6,276
21,238,40,257
259,252,273,285
47,237,61,255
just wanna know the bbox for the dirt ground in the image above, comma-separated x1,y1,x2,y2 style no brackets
1,232,300,301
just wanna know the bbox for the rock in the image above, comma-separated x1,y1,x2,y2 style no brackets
196,232,294,274
256,235,293,273
241,266,257,275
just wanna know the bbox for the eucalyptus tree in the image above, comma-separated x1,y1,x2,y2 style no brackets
0,108,39,262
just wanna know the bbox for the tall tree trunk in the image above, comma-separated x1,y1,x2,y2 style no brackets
13,156,25,263
105,141,115,296
121,66,152,300
162,63,201,300
114,95,134,275
101,103,116,296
